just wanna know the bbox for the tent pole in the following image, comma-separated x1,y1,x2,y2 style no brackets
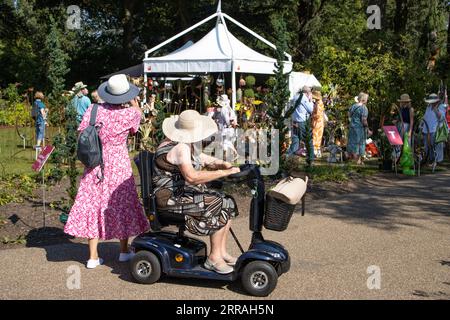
231,63,236,111
143,73,148,104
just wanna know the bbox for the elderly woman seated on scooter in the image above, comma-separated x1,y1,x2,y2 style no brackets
153,110,240,274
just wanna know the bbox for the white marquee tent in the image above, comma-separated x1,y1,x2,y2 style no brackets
142,1,293,108
289,72,322,99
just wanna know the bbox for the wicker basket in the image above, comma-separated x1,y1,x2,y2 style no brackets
264,195,296,231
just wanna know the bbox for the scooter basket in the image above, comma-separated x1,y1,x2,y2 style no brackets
264,195,296,231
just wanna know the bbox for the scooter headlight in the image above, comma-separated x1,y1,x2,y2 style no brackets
268,252,283,259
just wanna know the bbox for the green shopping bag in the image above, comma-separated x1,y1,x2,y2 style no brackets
435,122,449,144
399,134,415,176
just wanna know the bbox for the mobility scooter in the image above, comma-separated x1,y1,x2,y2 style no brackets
130,151,305,297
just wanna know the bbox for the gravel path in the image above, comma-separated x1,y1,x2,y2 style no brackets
0,170,449,300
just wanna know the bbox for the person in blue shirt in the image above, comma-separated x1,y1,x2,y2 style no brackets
34,91,47,149
71,82,92,123
287,86,315,162
422,93,448,164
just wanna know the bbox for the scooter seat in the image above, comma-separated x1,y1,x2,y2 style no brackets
157,210,186,227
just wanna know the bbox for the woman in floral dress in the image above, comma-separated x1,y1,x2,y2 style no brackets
65,74,149,269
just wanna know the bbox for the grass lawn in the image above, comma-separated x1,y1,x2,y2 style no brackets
0,126,62,176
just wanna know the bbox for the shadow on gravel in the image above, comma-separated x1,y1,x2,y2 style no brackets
302,170,450,231
23,228,250,294
157,276,248,296
25,228,135,281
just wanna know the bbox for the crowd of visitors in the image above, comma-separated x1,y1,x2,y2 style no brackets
286,86,449,168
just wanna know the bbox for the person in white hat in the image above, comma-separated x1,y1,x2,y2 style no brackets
71,81,91,123
65,74,149,269
153,110,241,274
422,93,448,164
215,94,238,160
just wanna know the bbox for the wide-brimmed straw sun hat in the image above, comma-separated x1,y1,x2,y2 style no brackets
97,74,140,105
312,91,322,100
163,110,218,144
424,93,440,104
398,93,411,103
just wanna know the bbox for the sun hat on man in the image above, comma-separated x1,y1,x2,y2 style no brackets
163,110,218,144
97,74,140,105
302,86,312,93
72,81,88,93
424,93,440,104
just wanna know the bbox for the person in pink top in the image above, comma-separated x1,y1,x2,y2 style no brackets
64,74,150,269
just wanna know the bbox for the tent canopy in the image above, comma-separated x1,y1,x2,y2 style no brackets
141,0,294,108
289,72,322,99
144,22,292,75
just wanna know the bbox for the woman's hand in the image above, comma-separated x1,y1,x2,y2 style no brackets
222,162,233,170
226,167,240,176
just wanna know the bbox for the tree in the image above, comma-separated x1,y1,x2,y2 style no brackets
266,17,292,172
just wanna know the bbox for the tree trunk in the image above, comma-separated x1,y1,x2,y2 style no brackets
393,0,408,33
296,0,326,61
121,0,137,66
176,0,191,44
446,11,450,80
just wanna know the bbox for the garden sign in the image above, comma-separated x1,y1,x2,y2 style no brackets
383,126,403,146
32,146,55,172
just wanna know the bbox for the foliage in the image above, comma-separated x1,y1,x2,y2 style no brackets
266,17,292,172
49,98,79,207
0,84,30,126
153,101,168,146
375,129,393,161
2,235,27,245
45,16,71,127
65,99,79,207
244,76,256,87
243,88,255,99
0,174,38,206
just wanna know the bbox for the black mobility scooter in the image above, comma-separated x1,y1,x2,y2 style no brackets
130,151,305,297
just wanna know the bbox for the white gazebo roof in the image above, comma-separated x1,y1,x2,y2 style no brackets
144,22,292,74
142,1,293,107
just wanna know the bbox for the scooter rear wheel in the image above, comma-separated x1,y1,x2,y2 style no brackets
241,261,278,297
130,251,161,284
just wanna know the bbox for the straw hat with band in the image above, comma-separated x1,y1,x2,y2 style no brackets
163,110,218,144
97,74,140,105
424,93,440,104
312,91,322,100
398,93,411,103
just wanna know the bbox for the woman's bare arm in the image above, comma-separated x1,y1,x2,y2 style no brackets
179,162,239,185
199,153,232,170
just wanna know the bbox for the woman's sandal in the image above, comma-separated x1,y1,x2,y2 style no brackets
204,258,234,274
223,255,238,266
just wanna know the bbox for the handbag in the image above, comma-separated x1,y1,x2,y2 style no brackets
435,121,449,144
267,176,308,205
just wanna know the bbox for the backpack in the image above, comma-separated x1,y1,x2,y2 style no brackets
31,101,39,120
77,104,104,181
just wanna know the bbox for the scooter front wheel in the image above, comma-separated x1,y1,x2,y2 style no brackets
130,251,161,284
241,261,278,297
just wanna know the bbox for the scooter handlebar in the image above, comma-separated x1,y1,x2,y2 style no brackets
227,164,258,180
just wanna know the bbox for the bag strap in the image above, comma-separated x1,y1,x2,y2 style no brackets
89,104,98,126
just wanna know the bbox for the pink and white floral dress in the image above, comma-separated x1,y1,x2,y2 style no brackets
64,103,150,240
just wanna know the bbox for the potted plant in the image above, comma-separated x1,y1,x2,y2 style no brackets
376,129,394,171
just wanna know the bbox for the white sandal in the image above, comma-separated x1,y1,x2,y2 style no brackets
204,258,234,274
